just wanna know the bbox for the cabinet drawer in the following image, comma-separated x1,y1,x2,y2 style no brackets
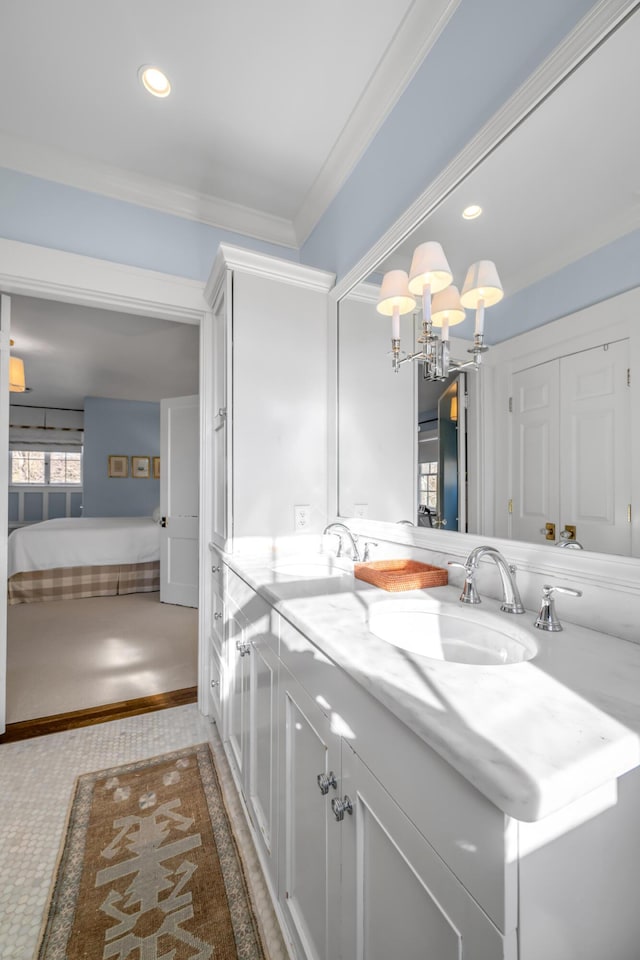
279,615,516,934
226,568,279,655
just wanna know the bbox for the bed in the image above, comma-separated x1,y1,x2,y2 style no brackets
7,516,161,604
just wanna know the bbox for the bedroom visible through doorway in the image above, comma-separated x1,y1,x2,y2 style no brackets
3,293,200,735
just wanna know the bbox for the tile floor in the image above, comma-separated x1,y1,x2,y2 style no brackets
0,705,289,960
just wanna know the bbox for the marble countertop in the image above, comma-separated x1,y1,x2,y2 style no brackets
222,548,640,822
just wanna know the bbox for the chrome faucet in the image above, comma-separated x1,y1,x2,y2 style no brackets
449,546,525,614
323,523,361,561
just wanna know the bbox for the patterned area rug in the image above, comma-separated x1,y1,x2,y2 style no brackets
37,743,266,959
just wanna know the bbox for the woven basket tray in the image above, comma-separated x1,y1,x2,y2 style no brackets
354,558,448,592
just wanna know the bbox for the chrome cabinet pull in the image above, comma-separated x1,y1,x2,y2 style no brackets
210,679,220,688
214,612,223,620
331,795,353,821
317,771,337,796
211,564,221,573
236,640,251,657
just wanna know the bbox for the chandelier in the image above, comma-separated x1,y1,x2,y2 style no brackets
376,242,504,379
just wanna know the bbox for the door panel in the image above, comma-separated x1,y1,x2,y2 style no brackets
512,361,560,544
160,394,199,606
559,340,630,554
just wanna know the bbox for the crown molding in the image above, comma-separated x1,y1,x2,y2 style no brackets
343,281,380,304
204,243,335,307
293,0,460,245
0,238,208,323
0,134,297,249
332,0,639,302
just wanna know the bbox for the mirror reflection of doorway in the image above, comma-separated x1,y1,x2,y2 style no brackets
418,372,467,531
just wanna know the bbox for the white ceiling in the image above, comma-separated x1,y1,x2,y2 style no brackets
378,9,640,338
9,296,199,410
0,0,455,244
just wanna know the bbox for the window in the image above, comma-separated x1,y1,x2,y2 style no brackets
11,450,82,485
419,460,438,510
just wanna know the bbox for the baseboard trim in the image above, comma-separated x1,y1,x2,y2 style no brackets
0,686,198,743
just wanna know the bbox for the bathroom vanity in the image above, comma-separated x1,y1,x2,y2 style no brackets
208,541,640,960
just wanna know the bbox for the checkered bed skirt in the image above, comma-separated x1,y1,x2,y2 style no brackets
7,561,161,605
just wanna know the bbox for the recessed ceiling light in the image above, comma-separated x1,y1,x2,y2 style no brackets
462,204,482,220
139,65,171,98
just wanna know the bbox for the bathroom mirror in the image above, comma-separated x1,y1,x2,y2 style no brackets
337,9,640,556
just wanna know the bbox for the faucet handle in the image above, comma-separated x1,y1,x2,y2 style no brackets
448,560,480,604
534,583,582,632
362,541,378,562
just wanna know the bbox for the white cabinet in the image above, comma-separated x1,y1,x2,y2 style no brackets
211,273,232,546
207,547,225,728
278,663,341,960
246,613,280,876
225,599,250,786
205,246,334,547
339,741,512,960
218,569,516,960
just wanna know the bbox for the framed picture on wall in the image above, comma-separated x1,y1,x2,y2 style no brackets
152,456,160,479
131,456,150,479
108,455,129,478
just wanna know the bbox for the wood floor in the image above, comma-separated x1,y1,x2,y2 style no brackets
0,686,198,743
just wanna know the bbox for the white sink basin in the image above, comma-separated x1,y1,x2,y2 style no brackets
368,598,538,666
271,557,353,579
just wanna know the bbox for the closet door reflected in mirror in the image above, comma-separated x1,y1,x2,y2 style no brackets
512,340,630,555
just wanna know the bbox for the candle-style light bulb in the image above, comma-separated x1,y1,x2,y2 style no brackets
392,304,400,341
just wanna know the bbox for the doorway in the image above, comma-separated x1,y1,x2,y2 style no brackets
418,372,467,531
0,241,213,736
4,294,200,731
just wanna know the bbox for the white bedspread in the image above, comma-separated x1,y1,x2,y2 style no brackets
7,516,161,578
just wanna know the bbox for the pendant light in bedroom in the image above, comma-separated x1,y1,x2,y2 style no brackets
9,340,26,393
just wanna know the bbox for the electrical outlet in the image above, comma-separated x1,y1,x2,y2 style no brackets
354,503,368,519
294,504,311,531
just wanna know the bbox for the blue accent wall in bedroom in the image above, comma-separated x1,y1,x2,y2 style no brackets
83,397,160,517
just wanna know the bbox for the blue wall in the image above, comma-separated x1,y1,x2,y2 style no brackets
0,167,298,282
300,0,599,281
83,397,160,517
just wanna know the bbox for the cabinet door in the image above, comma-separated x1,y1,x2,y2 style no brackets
225,606,249,787
246,625,279,883
278,666,340,960
340,743,512,960
207,638,223,726
211,270,232,546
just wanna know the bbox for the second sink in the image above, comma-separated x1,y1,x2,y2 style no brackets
368,598,538,666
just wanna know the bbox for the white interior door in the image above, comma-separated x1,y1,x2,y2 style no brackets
160,395,199,607
512,359,560,545
559,340,630,554
0,295,11,734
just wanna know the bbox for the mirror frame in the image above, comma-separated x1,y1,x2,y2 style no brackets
328,0,639,582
